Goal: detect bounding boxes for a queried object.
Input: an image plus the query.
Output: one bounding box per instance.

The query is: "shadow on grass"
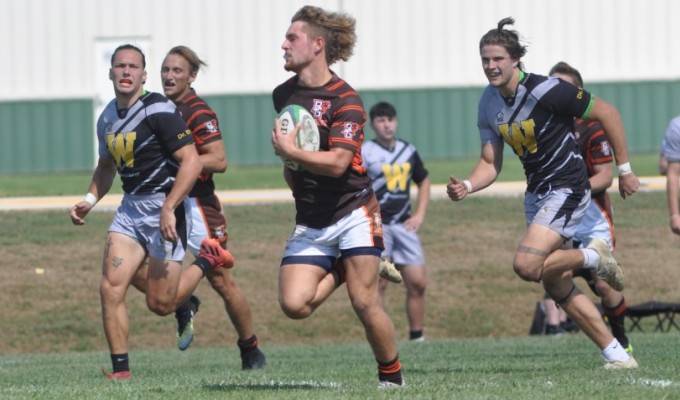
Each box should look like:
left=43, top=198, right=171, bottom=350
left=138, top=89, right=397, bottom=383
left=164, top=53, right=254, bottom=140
left=204, top=380, right=343, bottom=392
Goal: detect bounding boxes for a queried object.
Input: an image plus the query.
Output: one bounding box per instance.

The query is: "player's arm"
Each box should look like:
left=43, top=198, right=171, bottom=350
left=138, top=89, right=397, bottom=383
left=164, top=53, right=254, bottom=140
left=447, top=141, right=503, bottom=201
left=589, top=162, right=614, bottom=194
left=197, top=140, right=227, bottom=174
left=272, top=118, right=354, bottom=177
left=405, top=176, right=431, bottom=232
left=666, top=161, right=680, bottom=235
left=586, top=97, right=639, bottom=198
left=70, top=157, right=117, bottom=225
left=161, top=144, right=203, bottom=242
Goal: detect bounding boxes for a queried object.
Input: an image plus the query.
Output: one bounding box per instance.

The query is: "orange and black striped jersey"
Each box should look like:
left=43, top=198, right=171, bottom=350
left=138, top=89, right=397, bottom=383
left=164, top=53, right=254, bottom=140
left=175, top=89, right=222, bottom=198
left=273, top=72, right=374, bottom=228
left=575, top=119, right=614, bottom=223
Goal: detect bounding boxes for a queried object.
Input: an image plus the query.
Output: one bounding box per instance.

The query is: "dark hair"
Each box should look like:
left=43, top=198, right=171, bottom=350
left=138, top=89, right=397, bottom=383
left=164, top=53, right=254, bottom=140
left=166, top=45, right=208, bottom=74
left=292, top=5, right=356, bottom=66
left=549, top=61, right=584, bottom=87
left=111, top=44, right=146, bottom=68
left=479, top=17, right=527, bottom=69
left=369, top=102, right=397, bottom=122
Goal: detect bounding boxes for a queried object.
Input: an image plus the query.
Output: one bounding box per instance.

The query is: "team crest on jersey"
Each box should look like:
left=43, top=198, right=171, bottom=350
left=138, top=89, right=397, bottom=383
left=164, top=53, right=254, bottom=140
left=311, top=99, right=331, bottom=119
left=601, top=141, right=612, bottom=156
left=205, top=119, right=219, bottom=133
left=496, top=112, right=504, bottom=123
left=342, top=122, right=359, bottom=139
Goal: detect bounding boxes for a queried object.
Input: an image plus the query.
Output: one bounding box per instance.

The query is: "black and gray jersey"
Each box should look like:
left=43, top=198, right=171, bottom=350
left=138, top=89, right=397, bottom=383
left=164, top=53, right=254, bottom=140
left=478, top=72, right=593, bottom=194
left=97, top=91, right=193, bottom=195
left=362, top=138, right=428, bottom=224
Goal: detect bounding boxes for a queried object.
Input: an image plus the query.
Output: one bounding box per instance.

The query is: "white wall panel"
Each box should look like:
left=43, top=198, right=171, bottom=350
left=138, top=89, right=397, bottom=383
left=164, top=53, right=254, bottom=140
left=0, top=0, right=678, bottom=101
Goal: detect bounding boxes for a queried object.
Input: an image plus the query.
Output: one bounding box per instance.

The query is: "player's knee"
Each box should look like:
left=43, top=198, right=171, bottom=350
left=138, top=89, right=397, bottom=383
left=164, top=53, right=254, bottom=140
left=99, top=279, right=125, bottom=304
left=512, top=260, right=542, bottom=282
left=279, top=297, right=311, bottom=319
left=146, top=298, right=174, bottom=316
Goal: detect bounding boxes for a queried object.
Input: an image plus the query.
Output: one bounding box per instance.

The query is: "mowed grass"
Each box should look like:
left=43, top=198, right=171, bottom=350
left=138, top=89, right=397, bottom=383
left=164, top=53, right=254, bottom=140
left=2, top=335, right=680, bottom=400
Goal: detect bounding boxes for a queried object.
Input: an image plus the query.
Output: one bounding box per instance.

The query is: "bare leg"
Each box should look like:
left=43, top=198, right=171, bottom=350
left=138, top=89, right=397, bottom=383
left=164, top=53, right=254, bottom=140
left=278, top=263, right=337, bottom=319
left=401, top=264, right=426, bottom=334
left=207, top=268, right=254, bottom=339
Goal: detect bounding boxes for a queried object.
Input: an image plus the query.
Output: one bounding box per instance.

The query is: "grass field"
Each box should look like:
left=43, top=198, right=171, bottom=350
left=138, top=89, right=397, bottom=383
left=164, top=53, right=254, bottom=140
left=1, top=153, right=678, bottom=399
left=2, top=334, right=679, bottom=400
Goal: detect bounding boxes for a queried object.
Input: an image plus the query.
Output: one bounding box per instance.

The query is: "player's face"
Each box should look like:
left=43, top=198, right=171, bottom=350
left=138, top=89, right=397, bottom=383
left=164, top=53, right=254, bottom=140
left=109, top=49, right=147, bottom=97
left=371, top=116, right=398, bottom=143
left=161, top=54, right=195, bottom=102
left=282, top=21, right=317, bottom=73
left=550, top=72, right=577, bottom=86
left=480, top=45, right=519, bottom=95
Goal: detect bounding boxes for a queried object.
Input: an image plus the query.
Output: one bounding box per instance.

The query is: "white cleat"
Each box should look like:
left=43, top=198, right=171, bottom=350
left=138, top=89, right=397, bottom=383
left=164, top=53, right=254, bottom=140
left=379, top=258, right=403, bottom=284
left=603, top=356, right=639, bottom=370
left=587, top=238, right=625, bottom=291
left=378, top=379, right=406, bottom=389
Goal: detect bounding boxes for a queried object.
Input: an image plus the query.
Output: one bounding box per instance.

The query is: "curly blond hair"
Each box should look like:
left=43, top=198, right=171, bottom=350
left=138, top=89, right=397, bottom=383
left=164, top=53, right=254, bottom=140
left=292, top=5, right=356, bottom=66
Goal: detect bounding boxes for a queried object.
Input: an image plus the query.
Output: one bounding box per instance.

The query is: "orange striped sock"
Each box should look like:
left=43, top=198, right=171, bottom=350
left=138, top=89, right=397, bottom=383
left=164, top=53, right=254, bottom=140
left=377, top=355, right=403, bottom=384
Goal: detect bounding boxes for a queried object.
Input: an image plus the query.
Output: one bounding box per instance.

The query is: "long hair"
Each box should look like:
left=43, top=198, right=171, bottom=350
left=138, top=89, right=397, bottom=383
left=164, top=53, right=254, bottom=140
left=479, top=17, right=527, bottom=70
left=166, top=45, right=207, bottom=74
left=292, top=5, right=356, bottom=66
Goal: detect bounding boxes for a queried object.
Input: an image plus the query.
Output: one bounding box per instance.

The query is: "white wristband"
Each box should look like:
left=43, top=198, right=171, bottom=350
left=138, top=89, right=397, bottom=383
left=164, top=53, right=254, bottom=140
left=83, top=192, right=97, bottom=207
left=463, top=179, right=473, bottom=193
left=617, top=162, right=632, bottom=176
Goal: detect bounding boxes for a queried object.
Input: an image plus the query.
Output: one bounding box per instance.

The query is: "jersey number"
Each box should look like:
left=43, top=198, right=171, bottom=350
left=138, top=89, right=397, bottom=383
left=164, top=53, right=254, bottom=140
left=499, top=119, right=537, bottom=156
left=382, top=163, right=411, bottom=192
left=107, top=131, right=137, bottom=168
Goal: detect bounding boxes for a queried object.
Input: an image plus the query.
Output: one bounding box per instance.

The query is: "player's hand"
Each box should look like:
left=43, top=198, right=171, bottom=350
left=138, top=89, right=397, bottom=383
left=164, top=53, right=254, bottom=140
left=271, top=118, right=301, bottom=159
left=670, top=214, right=680, bottom=235
left=618, top=173, right=640, bottom=199
left=404, top=215, right=424, bottom=232
left=447, top=176, right=468, bottom=201
left=70, top=201, right=92, bottom=225
left=160, top=207, right=178, bottom=243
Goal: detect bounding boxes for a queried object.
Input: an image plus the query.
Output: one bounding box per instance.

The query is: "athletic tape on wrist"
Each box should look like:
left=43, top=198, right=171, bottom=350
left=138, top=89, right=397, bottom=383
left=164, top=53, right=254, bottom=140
left=617, top=162, right=632, bottom=176
left=83, top=192, right=97, bottom=207
left=463, top=179, right=473, bottom=193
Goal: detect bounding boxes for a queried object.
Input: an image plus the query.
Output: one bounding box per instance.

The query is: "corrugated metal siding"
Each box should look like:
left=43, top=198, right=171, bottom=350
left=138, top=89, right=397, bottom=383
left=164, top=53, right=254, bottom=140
left=1, top=80, right=676, bottom=173
left=0, top=99, right=93, bottom=173
left=1, top=0, right=679, bottom=100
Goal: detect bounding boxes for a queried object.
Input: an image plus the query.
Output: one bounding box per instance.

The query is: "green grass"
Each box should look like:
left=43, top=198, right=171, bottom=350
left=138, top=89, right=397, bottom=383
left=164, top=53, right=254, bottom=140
left=1, top=335, right=678, bottom=400
left=0, top=152, right=663, bottom=197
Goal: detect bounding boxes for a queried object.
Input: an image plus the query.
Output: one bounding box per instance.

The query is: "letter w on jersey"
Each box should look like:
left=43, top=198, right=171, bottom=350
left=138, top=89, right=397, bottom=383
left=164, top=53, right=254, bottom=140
left=499, top=119, right=537, bottom=156
left=382, top=163, right=411, bottom=192
left=107, top=131, right=137, bottom=168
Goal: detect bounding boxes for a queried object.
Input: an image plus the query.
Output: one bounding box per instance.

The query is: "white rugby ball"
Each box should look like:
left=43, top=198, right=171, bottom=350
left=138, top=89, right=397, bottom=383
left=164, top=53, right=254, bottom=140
left=277, top=104, right=320, bottom=171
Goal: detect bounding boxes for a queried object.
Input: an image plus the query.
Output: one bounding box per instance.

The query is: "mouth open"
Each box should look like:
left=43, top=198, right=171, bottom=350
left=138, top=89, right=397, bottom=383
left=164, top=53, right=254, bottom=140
left=120, top=79, right=133, bottom=85
left=164, top=81, right=176, bottom=87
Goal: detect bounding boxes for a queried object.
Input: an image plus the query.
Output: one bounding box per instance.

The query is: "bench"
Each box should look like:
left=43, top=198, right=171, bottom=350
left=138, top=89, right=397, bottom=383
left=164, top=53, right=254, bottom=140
left=626, top=301, right=680, bottom=332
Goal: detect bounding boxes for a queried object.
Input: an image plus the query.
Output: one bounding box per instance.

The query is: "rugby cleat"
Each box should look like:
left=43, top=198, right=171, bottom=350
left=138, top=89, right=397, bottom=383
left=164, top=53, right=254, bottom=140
left=378, top=379, right=406, bottom=389
left=603, top=356, right=639, bottom=370
left=102, top=369, right=131, bottom=380
left=176, top=295, right=201, bottom=351
left=241, top=348, right=267, bottom=370
left=587, top=238, right=625, bottom=291
left=379, top=258, right=403, bottom=284
left=199, top=238, right=234, bottom=269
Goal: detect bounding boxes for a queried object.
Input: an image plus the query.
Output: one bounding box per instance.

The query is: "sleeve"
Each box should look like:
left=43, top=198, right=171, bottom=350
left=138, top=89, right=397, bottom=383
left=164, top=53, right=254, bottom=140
left=150, top=108, right=194, bottom=155
left=477, top=90, right=503, bottom=144
left=662, top=117, right=680, bottom=163
left=96, top=113, right=112, bottom=160
left=410, top=149, right=429, bottom=183
left=188, top=107, right=222, bottom=146
left=329, top=95, right=365, bottom=153
left=587, top=125, right=613, bottom=165
left=542, top=79, right=593, bottom=119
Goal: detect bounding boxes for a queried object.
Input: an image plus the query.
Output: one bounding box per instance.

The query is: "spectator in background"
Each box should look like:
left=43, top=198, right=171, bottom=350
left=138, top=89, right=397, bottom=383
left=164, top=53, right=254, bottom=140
left=363, top=101, right=431, bottom=342
left=661, top=115, right=680, bottom=234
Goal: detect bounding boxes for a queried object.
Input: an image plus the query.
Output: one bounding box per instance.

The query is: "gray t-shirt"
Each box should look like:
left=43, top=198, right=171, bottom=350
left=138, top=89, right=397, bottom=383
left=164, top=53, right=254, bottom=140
left=662, top=116, right=680, bottom=162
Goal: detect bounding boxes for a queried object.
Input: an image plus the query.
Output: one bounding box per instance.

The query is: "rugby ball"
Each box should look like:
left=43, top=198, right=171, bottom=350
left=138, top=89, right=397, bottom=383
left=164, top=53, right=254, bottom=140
left=277, top=104, right=320, bottom=171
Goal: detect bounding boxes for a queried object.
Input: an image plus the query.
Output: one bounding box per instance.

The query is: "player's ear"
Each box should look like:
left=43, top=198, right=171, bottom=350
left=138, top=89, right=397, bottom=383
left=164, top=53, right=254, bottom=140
left=109, top=68, right=113, bottom=81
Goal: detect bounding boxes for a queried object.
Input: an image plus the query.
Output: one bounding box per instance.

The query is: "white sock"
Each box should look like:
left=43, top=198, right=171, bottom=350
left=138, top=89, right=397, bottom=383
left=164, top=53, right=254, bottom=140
left=580, top=248, right=600, bottom=269
left=602, top=339, right=630, bottom=362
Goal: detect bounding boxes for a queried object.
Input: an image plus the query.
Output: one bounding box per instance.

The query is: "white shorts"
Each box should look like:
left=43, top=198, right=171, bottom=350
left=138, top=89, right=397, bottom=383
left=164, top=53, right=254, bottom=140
left=281, top=206, right=383, bottom=271
left=382, top=223, right=425, bottom=266
left=185, top=195, right=228, bottom=256
left=573, top=200, right=614, bottom=249
left=524, top=187, right=590, bottom=239
left=109, top=193, right=191, bottom=261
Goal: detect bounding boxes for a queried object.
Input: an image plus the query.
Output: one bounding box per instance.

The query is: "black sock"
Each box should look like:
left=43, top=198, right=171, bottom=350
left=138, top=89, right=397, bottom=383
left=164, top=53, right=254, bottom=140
left=193, top=257, right=213, bottom=276
left=604, top=298, right=629, bottom=348
left=111, top=353, right=129, bottom=373
left=377, top=355, right=403, bottom=384
left=237, top=335, right=259, bottom=355
left=409, top=330, right=423, bottom=340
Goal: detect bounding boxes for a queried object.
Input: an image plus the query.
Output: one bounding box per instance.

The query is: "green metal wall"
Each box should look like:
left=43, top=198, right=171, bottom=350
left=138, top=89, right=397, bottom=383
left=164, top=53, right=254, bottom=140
left=1, top=80, right=677, bottom=174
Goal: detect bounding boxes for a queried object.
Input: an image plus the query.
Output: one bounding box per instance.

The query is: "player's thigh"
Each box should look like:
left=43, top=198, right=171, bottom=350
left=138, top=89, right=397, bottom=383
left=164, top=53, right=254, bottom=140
left=145, top=257, right=183, bottom=299
left=515, top=223, right=564, bottom=269
left=102, top=232, right=146, bottom=288
left=279, top=262, right=330, bottom=303
left=186, top=195, right=228, bottom=256
left=400, top=265, right=426, bottom=291
left=343, top=254, right=381, bottom=306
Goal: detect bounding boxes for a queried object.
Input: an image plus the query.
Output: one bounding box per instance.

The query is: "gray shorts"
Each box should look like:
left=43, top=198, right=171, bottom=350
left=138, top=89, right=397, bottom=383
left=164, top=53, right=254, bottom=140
left=382, top=223, right=425, bottom=266
left=524, top=187, right=589, bottom=239
left=109, top=193, right=190, bottom=261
